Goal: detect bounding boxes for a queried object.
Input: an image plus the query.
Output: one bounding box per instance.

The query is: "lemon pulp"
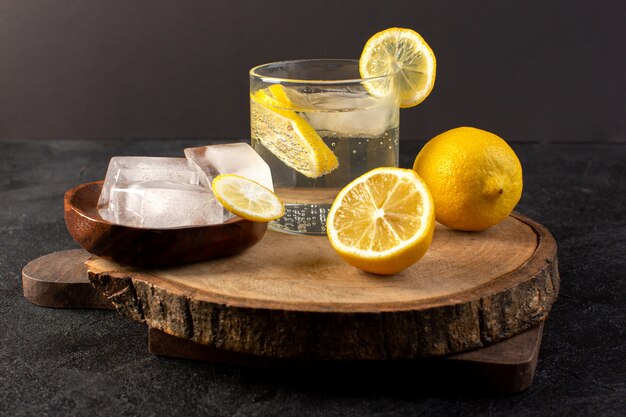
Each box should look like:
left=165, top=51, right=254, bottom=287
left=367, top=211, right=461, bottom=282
left=327, top=167, right=435, bottom=275
left=359, top=27, right=436, bottom=108
left=212, top=174, right=285, bottom=222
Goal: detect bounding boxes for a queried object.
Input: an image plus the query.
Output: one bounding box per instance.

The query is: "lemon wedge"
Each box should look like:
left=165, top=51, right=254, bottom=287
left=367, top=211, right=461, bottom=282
left=251, top=87, right=339, bottom=178
left=267, top=84, right=293, bottom=107
left=359, top=27, right=436, bottom=108
left=326, top=167, right=435, bottom=275
left=212, top=174, right=285, bottom=222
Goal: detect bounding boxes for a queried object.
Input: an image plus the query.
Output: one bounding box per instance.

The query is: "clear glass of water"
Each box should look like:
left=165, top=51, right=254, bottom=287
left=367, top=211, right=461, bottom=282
left=250, top=59, right=399, bottom=235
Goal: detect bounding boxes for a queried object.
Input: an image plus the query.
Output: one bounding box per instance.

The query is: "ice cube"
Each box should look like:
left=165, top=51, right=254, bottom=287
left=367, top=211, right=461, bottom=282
left=100, top=181, right=229, bottom=228
left=300, top=91, right=398, bottom=137
left=97, top=156, right=233, bottom=228
left=98, top=157, right=201, bottom=210
left=184, top=143, right=274, bottom=190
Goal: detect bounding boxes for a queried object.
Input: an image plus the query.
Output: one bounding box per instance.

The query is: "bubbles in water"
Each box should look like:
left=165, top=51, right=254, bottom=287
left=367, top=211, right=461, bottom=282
left=253, top=86, right=399, bottom=235
left=270, top=204, right=331, bottom=235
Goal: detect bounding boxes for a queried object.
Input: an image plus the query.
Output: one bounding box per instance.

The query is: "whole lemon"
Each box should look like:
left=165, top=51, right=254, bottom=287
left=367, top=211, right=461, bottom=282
left=412, top=127, right=523, bottom=231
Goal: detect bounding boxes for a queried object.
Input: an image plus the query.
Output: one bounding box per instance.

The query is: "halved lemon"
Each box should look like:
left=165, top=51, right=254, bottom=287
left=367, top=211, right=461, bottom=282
left=251, top=87, right=339, bottom=178
left=326, top=167, right=435, bottom=275
left=211, top=174, right=285, bottom=222
left=359, top=27, right=436, bottom=108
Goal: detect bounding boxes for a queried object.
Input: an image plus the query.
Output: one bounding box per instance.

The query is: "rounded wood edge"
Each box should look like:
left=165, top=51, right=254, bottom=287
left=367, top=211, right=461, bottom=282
left=22, top=250, right=114, bottom=309
left=146, top=322, right=544, bottom=393
left=88, top=213, right=560, bottom=360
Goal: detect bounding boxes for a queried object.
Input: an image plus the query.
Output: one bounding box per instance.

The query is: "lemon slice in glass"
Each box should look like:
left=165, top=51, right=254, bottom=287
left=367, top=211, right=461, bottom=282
left=359, top=27, right=436, bottom=108
left=326, top=167, right=435, bottom=275
left=251, top=87, right=338, bottom=178
left=212, top=174, right=285, bottom=222
left=267, top=84, right=293, bottom=107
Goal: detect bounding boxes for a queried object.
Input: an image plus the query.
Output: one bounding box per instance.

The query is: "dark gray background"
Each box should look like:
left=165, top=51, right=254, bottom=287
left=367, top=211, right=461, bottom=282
left=0, top=0, right=624, bottom=143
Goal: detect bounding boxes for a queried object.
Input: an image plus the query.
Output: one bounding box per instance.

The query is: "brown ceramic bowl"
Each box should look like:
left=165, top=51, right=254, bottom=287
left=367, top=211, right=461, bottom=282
left=64, top=181, right=267, bottom=267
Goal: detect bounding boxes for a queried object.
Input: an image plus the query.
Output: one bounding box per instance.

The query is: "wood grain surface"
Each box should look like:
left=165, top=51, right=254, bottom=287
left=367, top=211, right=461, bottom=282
left=87, top=212, right=559, bottom=360
left=147, top=322, right=544, bottom=393
left=22, top=249, right=114, bottom=309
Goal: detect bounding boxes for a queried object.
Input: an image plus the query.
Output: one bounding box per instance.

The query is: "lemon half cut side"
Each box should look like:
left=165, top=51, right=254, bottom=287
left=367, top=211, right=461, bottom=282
left=326, top=167, right=435, bottom=275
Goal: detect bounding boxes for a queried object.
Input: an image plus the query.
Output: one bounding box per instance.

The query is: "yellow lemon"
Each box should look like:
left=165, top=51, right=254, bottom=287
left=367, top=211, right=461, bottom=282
left=212, top=174, right=285, bottom=222
left=412, top=127, right=523, bottom=231
left=267, top=84, right=293, bottom=107
left=326, top=167, right=435, bottom=275
left=251, top=87, right=339, bottom=178
left=359, top=27, right=436, bottom=108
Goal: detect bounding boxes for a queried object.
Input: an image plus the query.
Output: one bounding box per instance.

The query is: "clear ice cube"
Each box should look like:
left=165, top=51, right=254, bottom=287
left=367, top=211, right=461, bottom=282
left=98, top=157, right=201, bottom=209
left=301, top=91, right=397, bottom=137
left=184, top=143, right=274, bottom=190
left=97, top=156, right=231, bottom=228
left=101, top=181, right=227, bottom=228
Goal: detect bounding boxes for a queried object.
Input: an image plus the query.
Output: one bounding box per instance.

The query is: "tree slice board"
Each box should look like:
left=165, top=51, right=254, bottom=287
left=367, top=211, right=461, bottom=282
left=148, top=321, right=544, bottom=393
left=20, top=246, right=543, bottom=392
left=22, top=249, right=114, bottom=309
left=87, top=212, right=559, bottom=360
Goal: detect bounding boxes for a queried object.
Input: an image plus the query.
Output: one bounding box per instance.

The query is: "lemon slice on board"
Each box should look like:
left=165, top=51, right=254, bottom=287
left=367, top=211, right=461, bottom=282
left=251, top=87, right=339, bottom=178
left=212, top=174, right=285, bottom=222
left=326, top=167, right=435, bottom=275
left=359, top=27, right=436, bottom=108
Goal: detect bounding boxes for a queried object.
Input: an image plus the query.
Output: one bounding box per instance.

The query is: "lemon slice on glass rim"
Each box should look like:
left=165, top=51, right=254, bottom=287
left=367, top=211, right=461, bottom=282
left=326, top=167, right=435, bottom=275
left=359, top=27, right=436, bottom=108
left=212, top=174, right=285, bottom=222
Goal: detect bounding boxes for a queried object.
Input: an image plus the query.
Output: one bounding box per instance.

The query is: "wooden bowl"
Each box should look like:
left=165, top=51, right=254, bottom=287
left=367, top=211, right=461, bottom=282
left=64, top=181, right=267, bottom=267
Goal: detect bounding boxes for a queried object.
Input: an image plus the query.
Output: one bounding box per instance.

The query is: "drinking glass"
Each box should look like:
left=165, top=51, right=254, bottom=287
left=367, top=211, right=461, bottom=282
left=250, top=59, right=399, bottom=235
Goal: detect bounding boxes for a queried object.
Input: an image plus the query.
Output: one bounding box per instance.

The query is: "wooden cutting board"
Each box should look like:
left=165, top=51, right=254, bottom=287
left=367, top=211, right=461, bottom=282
left=22, top=249, right=114, bottom=310
left=86, top=212, right=559, bottom=361
left=21, top=240, right=550, bottom=393
left=147, top=322, right=545, bottom=394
